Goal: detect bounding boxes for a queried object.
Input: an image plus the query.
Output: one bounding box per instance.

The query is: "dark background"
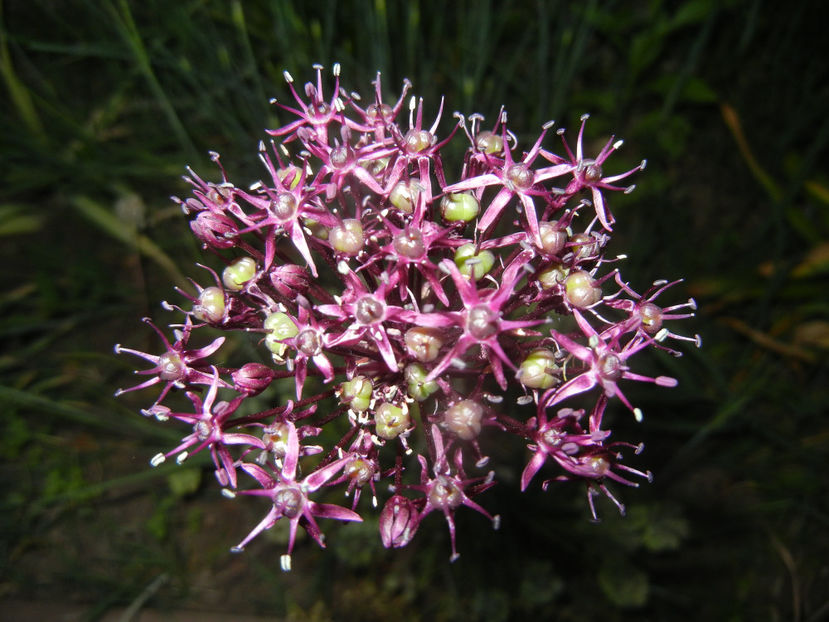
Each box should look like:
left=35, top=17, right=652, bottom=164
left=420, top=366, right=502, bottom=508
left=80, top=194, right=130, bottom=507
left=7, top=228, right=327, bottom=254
left=1, top=1, right=827, bottom=620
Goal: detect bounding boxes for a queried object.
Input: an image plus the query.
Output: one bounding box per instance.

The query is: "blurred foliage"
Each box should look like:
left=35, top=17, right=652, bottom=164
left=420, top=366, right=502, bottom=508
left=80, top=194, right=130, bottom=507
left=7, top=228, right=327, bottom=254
left=1, top=0, right=828, bottom=620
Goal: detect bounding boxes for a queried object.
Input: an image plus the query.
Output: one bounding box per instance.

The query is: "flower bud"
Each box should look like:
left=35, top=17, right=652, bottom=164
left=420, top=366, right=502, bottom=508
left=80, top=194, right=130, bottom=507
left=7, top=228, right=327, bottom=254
left=222, top=256, right=257, bottom=291
left=232, top=362, right=275, bottom=396
left=269, top=264, right=309, bottom=298
left=441, top=192, right=480, bottom=222
left=191, top=212, right=237, bottom=249
left=379, top=495, right=419, bottom=548
left=374, top=402, right=410, bottom=440
left=454, top=243, right=495, bottom=280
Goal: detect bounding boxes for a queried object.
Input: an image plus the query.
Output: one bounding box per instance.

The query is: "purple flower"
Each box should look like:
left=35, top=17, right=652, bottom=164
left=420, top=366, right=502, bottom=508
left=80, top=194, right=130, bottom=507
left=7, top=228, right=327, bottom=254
left=544, top=309, right=678, bottom=420
left=114, top=316, right=226, bottom=404
left=117, top=65, right=697, bottom=569
left=406, top=426, right=499, bottom=562
left=444, top=117, right=572, bottom=243
left=409, top=251, right=544, bottom=389
left=541, top=114, right=646, bottom=230
left=149, top=368, right=264, bottom=489
left=230, top=420, right=362, bottom=571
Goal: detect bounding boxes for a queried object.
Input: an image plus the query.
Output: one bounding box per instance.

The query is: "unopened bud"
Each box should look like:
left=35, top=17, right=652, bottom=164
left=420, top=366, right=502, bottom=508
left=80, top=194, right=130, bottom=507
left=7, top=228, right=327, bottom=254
left=379, top=495, right=420, bottom=548
left=232, top=362, right=275, bottom=395
left=191, top=212, right=237, bottom=249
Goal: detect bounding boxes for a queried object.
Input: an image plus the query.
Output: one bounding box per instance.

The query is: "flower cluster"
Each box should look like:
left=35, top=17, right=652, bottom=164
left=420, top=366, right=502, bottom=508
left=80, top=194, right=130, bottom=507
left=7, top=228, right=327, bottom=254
left=116, top=65, right=699, bottom=570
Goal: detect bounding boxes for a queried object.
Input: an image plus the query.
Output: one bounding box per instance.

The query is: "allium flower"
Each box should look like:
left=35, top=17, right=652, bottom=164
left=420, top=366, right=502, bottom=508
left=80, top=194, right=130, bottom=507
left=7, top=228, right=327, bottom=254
left=117, top=66, right=697, bottom=569
left=114, top=316, right=226, bottom=405
left=229, top=420, right=361, bottom=572
left=541, top=113, right=647, bottom=230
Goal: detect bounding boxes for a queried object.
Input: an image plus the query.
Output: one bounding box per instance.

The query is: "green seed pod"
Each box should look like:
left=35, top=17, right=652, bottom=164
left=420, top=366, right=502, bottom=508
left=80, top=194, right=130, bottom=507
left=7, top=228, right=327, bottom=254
left=474, top=130, right=504, bottom=155
left=404, top=363, right=439, bottom=401
left=375, top=402, right=410, bottom=439
left=330, top=219, right=364, bottom=255
left=517, top=348, right=559, bottom=389
left=193, top=286, right=226, bottom=323
left=565, top=270, right=602, bottom=308
left=454, top=243, right=495, bottom=280
left=277, top=165, right=303, bottom=189
left=538, top=264, right=569, bottom=290
left=222, top=257, right=257, bottom=291
left=389, top=179, right=424, bottom=214
left=340, top=376, right=373, bottom=412
left=263, top=311, right=299, bottom=358
left=570, top=233, right=599, bottom=259
left=440, top=192, right=480, bottom=223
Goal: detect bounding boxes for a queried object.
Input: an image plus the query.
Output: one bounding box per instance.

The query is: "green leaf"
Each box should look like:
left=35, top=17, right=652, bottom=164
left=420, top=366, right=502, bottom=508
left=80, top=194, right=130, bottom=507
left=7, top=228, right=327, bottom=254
left=0, top=205, right=45, bottom=236
left=598, top=559, right=649, bottom=608
left=167, top=467, right=202, bottom=497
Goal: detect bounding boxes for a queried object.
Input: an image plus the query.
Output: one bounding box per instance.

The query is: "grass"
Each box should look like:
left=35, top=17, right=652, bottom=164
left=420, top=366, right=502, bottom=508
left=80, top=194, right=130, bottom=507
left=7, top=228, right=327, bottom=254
left=1, top=0, right=827, bottom=620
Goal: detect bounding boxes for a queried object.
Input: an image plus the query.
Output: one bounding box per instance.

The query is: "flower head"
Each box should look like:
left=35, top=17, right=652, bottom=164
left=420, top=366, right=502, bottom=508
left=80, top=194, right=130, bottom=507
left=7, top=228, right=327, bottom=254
left=117, top=66, right=696, bottom=569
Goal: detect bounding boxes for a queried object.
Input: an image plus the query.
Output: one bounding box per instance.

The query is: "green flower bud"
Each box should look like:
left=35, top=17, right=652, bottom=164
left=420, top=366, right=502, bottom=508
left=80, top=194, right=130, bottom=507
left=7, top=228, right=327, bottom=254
left=440, top=192, right=480, bottom=223
left=375, top=402, right=410, bottom=440
left=222, top=257, right=257, bottom=291
left=263, top=312, right=298, bottom=358
left=570, top=233, right=599, bottom=259
left=454, top=243, right=495, bottom=280
left=303, top=217, right=329, bottom=240
left=404, top=129, right=434, bottom=153
left=404, top=363, right=439, bottom=401
left=340, top=376, right=373, bottom=412
left=517, top=348, right=559, bottom=389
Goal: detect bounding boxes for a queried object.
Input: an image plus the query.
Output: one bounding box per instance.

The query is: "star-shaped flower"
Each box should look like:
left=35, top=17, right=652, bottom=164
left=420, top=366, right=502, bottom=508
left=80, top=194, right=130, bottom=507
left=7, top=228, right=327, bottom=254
left=231, top=420, right=362, bottom=571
